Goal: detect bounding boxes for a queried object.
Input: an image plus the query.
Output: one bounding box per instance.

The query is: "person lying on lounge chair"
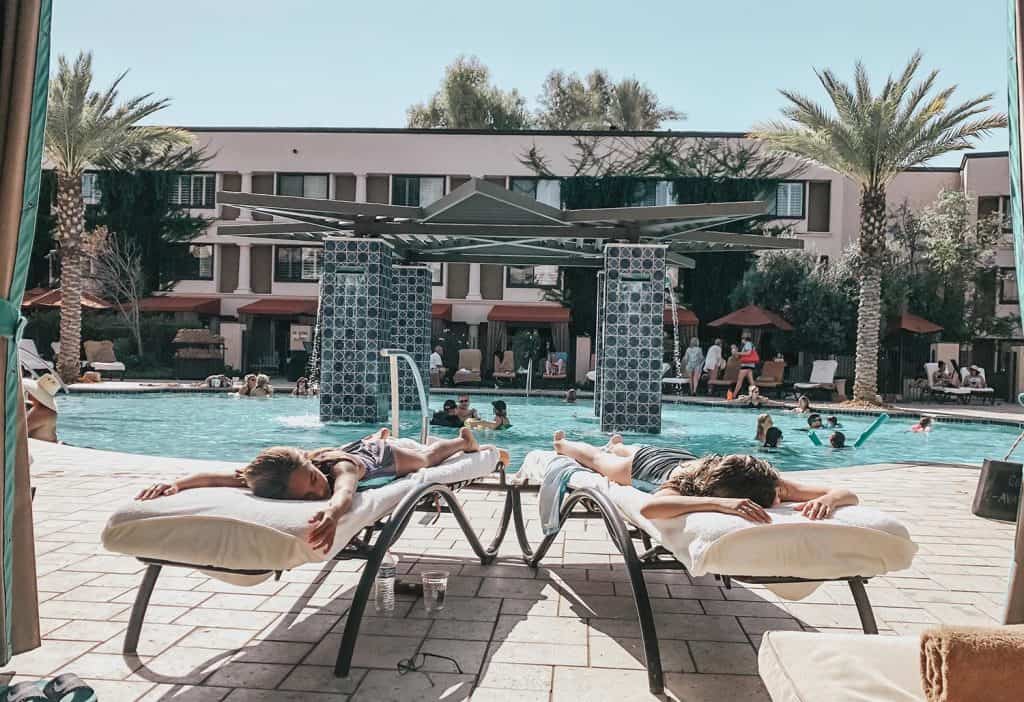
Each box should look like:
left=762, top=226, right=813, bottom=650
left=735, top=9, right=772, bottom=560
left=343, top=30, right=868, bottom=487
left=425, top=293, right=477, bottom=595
left=136, top=427, right=494, bottom=553
left=553, top=431, right=857, bottom=522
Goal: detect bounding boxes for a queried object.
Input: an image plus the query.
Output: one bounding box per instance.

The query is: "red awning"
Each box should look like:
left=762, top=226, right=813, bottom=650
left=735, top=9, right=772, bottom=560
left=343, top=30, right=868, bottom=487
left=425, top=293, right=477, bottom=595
left=890, top=312, right=943, bottom=335
left=432, top=303, right=452, bottom=320
left=139, top=296, right=221, bottom=314
left=237, top=298, right=318, bottom=316
left=487, top=305, right=571, bottom=323
left=708, top=304, right=794, bottom=331
left=22, top=287, right=111, bottom=310
left=663, top=308, right=699, bottom=326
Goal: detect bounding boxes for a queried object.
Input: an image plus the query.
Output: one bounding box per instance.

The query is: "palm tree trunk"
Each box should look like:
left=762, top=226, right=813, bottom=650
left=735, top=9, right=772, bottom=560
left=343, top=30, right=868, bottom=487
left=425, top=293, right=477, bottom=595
left=852, top=186, right=887, bottom=403
left=55, top=173, right=84, bottom=384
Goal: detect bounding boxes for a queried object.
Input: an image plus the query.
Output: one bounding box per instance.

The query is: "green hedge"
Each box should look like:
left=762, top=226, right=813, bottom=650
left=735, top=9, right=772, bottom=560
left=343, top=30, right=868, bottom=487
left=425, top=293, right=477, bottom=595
left=23, top=310, right=203, bottom=370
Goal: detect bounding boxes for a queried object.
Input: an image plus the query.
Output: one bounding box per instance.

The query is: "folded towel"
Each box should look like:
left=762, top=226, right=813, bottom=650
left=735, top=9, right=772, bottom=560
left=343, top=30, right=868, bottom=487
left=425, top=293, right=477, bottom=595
left=920, top=625, right=1024, bottom=702
left=539, top=455, right=581, bottom=536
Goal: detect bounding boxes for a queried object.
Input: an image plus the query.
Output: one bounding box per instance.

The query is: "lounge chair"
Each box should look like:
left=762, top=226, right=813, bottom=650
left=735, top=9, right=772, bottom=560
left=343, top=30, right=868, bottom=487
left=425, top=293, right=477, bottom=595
left=755, top=360, right=786, bottom=396
left=18, top=339, right=53, bottom=376
left=661, top=361, right=688, bottom=394
left=83, top=340, right=127, bottom=379
left=923, top=362, right=971, bottom=403
left=543, top=352, right=568, bottom=380
left=960, top=366, right=996, bottom=405
left=102, top=440, right=507, bottom=679
left=793, top=359, right=839, bottom=400
left=759, top=631, right=923, bottom=701
left=507, top=452, right=917, bottom=695
left=492, top=350, right=515, bottom=384
left=453, top=349, right=482, bottom=385
left=707, top=356, right=740, bottom=396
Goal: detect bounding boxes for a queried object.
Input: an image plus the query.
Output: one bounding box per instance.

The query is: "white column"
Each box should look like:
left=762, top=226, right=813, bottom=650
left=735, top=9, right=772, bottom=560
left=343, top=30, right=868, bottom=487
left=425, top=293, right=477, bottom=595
left=468, top=323, right=480, bottom=349
left=466, top=262, right=482, bottom=301
left=236, top=243, right=253, bottom=294
left=239, top=172, right=253, bottom=221
left=212, top=243, right=222, bottom=291
left=355, top=173, right=367, bottom=202
left=328, top=173, right=336, bottom=200
left=215, top=172, right=224, bottom=219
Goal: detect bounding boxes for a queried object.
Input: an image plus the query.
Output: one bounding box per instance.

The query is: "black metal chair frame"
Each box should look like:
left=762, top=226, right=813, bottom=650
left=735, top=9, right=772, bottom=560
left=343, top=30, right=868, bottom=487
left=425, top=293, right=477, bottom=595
left=120, top=467, right=513, bottom=680
left=501, top=483, right=880, bottom=696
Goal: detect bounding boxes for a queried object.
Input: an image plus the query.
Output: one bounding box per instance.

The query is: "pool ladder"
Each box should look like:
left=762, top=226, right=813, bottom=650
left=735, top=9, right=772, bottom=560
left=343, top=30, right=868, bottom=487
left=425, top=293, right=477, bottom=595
left=380, top=349, right=430, bottom=444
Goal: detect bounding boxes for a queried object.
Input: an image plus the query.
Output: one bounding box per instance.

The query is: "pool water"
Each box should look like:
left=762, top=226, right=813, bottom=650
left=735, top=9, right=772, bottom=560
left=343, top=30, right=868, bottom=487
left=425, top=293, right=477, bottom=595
left=55, top=393, right=1022, bottom=471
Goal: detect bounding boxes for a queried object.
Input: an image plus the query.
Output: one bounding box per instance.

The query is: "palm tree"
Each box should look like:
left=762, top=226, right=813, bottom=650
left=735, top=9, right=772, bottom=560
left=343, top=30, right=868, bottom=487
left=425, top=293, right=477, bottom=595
left=753, top=52, right=1006, bottom=403
left=45, top=52, right=192, bottom=382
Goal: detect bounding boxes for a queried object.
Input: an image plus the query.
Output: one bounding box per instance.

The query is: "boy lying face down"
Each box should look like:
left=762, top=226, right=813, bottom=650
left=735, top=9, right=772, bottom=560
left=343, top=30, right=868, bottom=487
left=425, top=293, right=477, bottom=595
left=551, top=431, right=858, bottom=523
left=137, top=427, right=506, bottom=553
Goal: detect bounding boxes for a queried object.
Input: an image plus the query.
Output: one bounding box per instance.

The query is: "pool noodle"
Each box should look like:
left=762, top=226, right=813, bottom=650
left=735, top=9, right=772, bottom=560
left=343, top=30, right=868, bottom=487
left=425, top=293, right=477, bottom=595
left=808, top=431, right=822, bottom=446
left=853, top=413, right=889, bottom=448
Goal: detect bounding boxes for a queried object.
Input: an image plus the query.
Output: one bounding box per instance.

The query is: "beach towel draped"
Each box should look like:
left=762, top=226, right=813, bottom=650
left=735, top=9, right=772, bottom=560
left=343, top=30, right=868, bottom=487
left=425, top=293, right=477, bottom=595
left=539, top=456, right=581, bottom=535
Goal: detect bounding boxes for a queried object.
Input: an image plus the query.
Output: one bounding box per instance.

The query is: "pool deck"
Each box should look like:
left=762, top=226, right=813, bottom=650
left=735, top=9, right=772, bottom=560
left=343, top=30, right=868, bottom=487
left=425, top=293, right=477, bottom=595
left=2, top=440, right=1016, bottom=701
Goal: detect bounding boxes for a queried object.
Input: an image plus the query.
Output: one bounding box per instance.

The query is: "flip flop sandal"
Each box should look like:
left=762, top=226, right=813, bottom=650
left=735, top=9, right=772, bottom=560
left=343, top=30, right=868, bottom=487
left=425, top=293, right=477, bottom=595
left=4, top=681, right=50, bottom=702
left=43, top=674, right=95, bottom=702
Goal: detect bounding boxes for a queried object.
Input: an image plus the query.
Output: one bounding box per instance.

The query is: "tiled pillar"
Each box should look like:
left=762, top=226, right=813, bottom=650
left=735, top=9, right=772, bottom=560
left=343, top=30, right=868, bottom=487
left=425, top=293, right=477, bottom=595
left=319, top=238, right=394, bottom=423
left=597, top=244, right=667, bottom=434
left=390, top=265, right=432, bottom=410
left=593, top=270, right=605, bottom=417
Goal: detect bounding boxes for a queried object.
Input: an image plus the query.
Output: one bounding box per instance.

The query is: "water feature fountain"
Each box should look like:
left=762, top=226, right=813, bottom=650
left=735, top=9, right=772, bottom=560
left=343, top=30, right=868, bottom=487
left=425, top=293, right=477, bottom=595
left=666, top=275, right=683, bottom=379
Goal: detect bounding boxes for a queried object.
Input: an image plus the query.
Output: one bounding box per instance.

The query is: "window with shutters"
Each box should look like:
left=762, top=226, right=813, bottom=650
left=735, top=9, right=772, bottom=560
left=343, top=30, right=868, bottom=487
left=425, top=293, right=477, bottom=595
left=275, top=246, right=323, bottom=282
left=506, top=265, right=561, bottom=288
left=772, top=181, right=805, bottom=218
left=81, top=173, right=101, bottom=205
left=169, top=173, right=215, bottom=208
left=168, top=244, right=214, bottom=280
left=392, top=176, right=445, bottom=206
left=277, top=174, right=328, bottom=199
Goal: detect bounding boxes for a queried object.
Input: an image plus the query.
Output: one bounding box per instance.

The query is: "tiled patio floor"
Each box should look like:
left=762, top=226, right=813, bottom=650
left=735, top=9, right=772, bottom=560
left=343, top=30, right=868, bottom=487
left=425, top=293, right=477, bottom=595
left=3, top=440, right=1015, bottom=701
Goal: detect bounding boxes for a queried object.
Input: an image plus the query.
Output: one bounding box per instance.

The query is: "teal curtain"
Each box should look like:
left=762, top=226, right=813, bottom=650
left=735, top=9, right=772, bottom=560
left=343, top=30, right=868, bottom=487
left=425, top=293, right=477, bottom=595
left=0, top=0, right=51, bottom=662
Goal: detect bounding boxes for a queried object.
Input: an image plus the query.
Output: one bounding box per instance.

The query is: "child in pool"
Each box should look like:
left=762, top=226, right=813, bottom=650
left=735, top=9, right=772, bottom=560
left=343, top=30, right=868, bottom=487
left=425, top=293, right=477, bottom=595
left=911, top=416, right=933, bottom=433
left=789, top=395, right=812, bottom=414
left=826, top=415, right=841, bottom=428
left=829, top=431, right=846, bottom=448
left=763, top=426, right=783, bottom=449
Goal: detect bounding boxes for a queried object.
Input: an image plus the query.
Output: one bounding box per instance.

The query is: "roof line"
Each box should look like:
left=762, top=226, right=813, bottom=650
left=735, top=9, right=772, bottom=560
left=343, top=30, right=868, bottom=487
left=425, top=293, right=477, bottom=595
left=960, top=150, right=1009, bottom=168
left=174, top=125, right=752, bottom=138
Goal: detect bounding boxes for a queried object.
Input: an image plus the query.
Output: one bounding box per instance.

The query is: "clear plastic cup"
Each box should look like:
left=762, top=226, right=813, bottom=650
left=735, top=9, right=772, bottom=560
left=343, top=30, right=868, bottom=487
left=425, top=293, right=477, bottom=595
left=421, top=571, right=449, bottom=614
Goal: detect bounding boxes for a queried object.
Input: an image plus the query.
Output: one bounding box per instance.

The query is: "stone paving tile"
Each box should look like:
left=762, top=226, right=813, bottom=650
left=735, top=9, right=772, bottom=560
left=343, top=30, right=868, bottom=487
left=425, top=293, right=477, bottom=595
left=203, top=661, right=294, bottom=689
left=476, top=662, right=552, bottom=691
left=223, top=690, right=346, bottom=701
left=589, top=632, right=696, bottom=673
left=137, top=684, right=231, bottom=701
left=4, top=639, right=95, bottom=676
left=92, top=623, right=193, bottom=657
left=688, top=640, right=759, bottom=675
left=176, top=627, right=255, bottom=650
left=486, top=640, right=588, bottom=667
left=351, top=669, right=474, bottom=701
left=64, top=652, right=145, bottom=680
left=136, top=646, right=233, bottom=685
left=48, top=619, right=126, bottom=642
left=278, top=664, right=365, bottom=695
left=492, top=615, right=588, bottom=645
left=231, top=640, right=314, bottom=665
left=79, top=679, right=156, bottom=702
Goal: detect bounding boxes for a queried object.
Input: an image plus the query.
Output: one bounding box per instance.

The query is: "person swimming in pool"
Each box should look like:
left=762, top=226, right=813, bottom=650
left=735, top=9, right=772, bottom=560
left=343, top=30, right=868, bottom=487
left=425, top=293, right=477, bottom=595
left=465, top=400, right=512, bottom=431
left=829, top=431, right=846, bottom=448
left=805, top=413, right=824, bottom=430
left=910, top=416, right=933, bottom=433
left=727, top=385, right=786, bottom=409
left=135, top=427, right=501, bottom=553
left=553, top=431, right=858, bottom=522
left=763, top=426, right=783, bottom=449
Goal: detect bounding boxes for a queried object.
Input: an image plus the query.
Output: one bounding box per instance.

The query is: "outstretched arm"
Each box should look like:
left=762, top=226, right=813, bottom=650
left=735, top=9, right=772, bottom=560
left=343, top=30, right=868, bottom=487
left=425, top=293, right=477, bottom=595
left=307, top=461, right=362, bottom=553
left=136, top=471, right=245, bottom=500
left=640, top=487, right=771, bottom=523
left=778, top=478, right=858, bottom=520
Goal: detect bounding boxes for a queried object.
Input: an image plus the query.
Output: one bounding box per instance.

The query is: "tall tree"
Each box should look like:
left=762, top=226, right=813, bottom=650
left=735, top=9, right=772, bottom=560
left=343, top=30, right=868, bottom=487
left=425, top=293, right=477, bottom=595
left=45, top=52, right=193, bottom=382
left=536, top=69, right=684, bottom=130
left=753, top=52, right=1006, bottom=403
left=407, top=56, right=532, bottom=129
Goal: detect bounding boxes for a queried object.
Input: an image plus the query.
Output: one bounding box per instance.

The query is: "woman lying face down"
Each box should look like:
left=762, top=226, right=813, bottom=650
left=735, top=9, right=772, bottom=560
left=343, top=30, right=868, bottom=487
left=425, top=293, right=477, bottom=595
left=135, top=427, right=506, bottom=553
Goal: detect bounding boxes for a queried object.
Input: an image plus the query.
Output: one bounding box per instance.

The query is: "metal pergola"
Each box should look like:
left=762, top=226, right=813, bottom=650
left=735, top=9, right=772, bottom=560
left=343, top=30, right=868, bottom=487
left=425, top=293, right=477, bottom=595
left=216, top=177, right=802, bottom=268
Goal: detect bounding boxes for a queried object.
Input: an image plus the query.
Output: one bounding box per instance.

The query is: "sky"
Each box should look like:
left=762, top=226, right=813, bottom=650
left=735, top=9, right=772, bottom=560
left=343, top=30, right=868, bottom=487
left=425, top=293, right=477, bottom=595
left=52, top=0, right=1011, bottom=165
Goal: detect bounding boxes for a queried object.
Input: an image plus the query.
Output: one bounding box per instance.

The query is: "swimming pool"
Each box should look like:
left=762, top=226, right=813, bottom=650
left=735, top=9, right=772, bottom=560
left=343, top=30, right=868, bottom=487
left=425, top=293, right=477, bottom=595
left=54, top=393, right=1021, bottom=471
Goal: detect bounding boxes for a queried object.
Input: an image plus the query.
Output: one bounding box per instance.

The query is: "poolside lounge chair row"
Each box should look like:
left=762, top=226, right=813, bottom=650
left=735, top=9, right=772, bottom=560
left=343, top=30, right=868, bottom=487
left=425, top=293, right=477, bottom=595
left=18, top=338, right=127, bottom=379
left=924, top=361, right=996, bottom=404
left=102, top=440, right=916, bottom=695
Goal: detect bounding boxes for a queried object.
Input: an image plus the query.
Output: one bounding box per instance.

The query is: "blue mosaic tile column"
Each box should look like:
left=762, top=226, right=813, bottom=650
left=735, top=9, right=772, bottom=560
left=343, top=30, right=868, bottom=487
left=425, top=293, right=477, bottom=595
left=390, top=265, right=432, bottom=410
left=593, top=270, right=605, bottom=418
left=597, top=244, right=667, bottom=434
left=319, top=238, right=393, bottom=423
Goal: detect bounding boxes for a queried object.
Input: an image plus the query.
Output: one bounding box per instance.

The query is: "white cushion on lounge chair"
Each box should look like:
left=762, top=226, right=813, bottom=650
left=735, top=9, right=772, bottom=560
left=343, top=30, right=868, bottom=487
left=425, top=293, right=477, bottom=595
left=758, top=631, right=922, bottom=702
left=513, top=451, right=917, bottom=600
left=102, top=442, right=500, bottom=584
left=89, top=361, right=126, bottom=372
left=793, top=359, right=837, bottom=390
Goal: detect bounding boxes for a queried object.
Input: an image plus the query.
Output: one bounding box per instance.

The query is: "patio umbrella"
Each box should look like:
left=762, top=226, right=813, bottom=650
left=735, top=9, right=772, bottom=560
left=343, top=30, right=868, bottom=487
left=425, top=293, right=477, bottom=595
left=22, top=287, right=111, bottom=310
left=0, top=0, right=50, bottom=662
left=707, top=304, right=793, bottom=348
left=886, top=312, right=943, bottom=397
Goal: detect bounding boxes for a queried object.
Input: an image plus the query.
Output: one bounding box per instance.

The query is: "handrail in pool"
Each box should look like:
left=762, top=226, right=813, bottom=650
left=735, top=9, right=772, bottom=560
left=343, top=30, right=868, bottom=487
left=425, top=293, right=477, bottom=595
left=380, top=348, right=430, bottom=444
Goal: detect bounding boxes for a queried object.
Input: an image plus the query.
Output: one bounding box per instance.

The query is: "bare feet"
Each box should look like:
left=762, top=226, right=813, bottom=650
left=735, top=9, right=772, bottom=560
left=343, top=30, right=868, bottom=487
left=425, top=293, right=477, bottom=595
left=371, top=427, right=390, bottom=441
left=459, top=427, right=479, bottom=453
left=553, top=430, right=567, bottom=454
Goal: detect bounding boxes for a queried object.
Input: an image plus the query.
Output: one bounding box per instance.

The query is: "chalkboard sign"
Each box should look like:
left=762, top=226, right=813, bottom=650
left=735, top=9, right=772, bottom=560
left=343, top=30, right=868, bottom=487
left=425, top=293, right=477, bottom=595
left=972, top=459, right=1022, bottom=522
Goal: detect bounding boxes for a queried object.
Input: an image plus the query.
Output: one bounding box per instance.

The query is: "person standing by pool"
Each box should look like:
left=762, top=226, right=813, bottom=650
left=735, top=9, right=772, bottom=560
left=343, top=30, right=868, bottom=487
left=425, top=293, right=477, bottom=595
left=733, top=332, right=759, bottom=396
left=683, top=337, right=705, bottom=396
left=702, top=338, right=724, bottom=394
left=24, top=373, right=60, bottom=443
left=466, top=400, right=511, bottom=431
left=551, top=431, right=858, bottom=521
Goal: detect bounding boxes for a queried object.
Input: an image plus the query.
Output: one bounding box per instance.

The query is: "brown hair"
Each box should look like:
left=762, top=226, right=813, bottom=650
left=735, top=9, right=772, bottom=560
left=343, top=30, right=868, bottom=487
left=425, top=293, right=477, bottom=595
left=241, top=446, right=307, bottom=499
left=667, top=454, right=779, bottom=507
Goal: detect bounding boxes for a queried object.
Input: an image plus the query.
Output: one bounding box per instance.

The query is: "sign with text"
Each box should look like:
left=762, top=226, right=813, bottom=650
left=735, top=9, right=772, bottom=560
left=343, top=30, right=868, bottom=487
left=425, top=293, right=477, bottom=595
left=290, top=324, right=312, bottom=352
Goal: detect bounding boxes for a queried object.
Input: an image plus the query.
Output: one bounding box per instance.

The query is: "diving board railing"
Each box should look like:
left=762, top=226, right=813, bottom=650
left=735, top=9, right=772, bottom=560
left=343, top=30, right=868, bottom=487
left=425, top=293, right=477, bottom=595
left=380, top=348, right=430, bottom=444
